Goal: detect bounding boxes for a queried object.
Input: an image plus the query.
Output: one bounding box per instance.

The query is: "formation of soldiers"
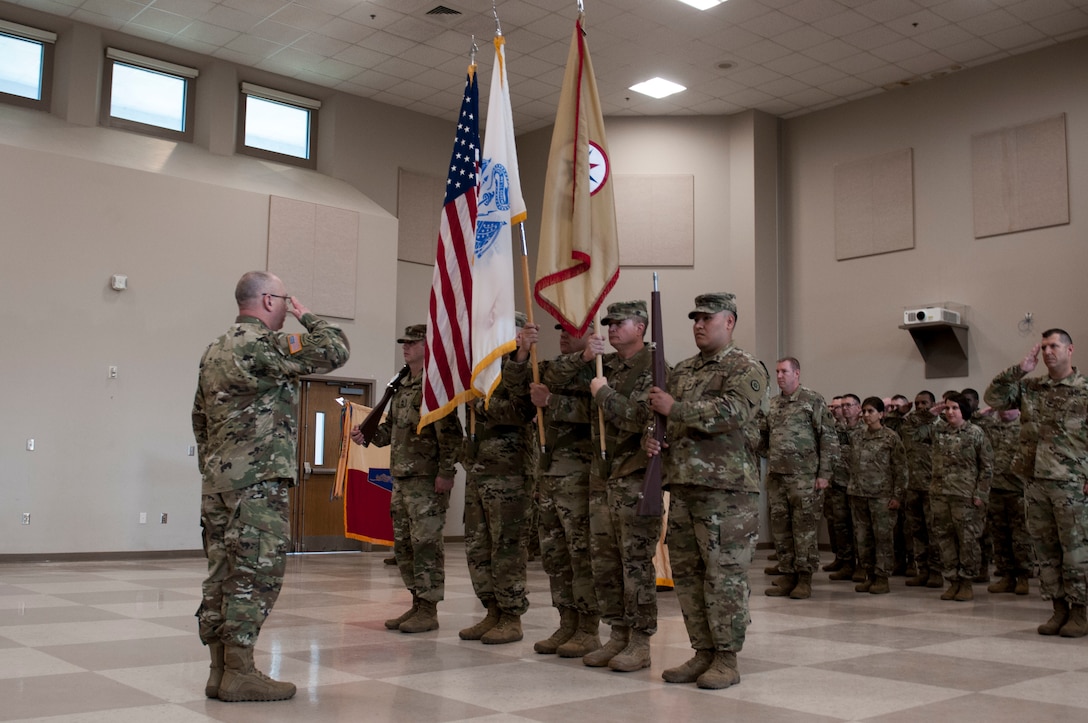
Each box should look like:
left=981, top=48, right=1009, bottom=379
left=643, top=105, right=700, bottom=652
left=764, top=328, right=1088, bottom=640
left=353, top=312, right=1088, bottom=697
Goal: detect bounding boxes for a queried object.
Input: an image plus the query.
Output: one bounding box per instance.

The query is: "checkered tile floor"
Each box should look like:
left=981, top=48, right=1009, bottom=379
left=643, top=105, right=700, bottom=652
left=1, top=545, right=1087, bottom=721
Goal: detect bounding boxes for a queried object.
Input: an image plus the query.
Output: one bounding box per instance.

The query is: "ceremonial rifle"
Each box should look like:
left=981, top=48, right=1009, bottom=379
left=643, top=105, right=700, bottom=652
left=355, top=364, right=411, bottom=446
left=637, top=273, right=665, bottom=517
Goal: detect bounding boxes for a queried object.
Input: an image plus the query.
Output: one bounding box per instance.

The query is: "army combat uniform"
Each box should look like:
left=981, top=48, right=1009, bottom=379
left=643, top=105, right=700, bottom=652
left=192, top=308, right=349, bottom=698
left=460, top=357, right=537, bottom=644
left=900, top=408, right=942, bottom=587
left=929, top=421, right=992, bottom=599
left=549, top=300, right=660, bottom=672
left=981, top=413, right=1033, bottom=593
left=986, top=364, right=1088, bottom=634
left=506, top=352, right=601, bottom=656
left=826, top=421, right=860, bottom=577
left=848, top=426, right=906, bottom=591
left=756, top=386, right=837, bottom=596
left=370, top=365, right=463, bottom=620
left=660, top=292, right=768, bottom=689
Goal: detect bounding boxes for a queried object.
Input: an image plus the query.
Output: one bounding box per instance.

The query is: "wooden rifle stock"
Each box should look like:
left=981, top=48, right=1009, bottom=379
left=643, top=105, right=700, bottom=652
left=637, top=278, right=666, bottom=517
left=356, top=364, right=410, bottom=446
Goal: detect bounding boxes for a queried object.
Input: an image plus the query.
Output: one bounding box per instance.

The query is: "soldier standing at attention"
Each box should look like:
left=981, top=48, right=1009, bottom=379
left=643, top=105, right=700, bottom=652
left=458, top=314, right=538, bottom=645
left=985, top=329, right=1088, bottom=637
left=550, top=300, right=659, bottom=672
left=193, top=271, right=349, bottom=702
left=647, top=292, right=768, bottom=689
left=507, top=322, right=601, bottom=657
left=849, top=397, right=907, bottom=595
left=829, top=394, right=864, bottom=582
left=929, top=393, right=993, bottom=602
left=351, top=324, right=462, bottom=634
left=757, top=357, right=837, bottom=599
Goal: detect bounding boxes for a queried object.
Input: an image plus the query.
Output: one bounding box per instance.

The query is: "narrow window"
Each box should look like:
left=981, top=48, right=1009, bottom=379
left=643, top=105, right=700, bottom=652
left=0, top=19, right=56, bottom=111
left=238, top=82, right=320, bottom=169
left=102, top=48, right=197, bottom=142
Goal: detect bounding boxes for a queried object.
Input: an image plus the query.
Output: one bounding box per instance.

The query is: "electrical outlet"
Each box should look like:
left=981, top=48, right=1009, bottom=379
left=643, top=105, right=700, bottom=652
left=108, top=365, right=118, bottom=379
left=187, top=445, right=195, bottom=456
left=139, top=512, right=147, bottom=524
left=21, top=513, right=30, bottom=525
left=160, top=513, right=168, bottom=524
left=26, top=439, right=34, bottom=451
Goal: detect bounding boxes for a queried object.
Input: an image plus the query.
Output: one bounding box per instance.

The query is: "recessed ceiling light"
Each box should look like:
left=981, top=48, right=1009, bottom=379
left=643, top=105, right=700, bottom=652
left=629, top=77, right=687, bottom=99
left=677, top=0, right=728, bottom=10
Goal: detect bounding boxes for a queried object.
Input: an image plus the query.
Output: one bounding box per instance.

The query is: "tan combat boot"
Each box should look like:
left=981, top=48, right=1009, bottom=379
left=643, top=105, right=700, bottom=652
left=1039, top=598, right=1070, bottom=635
left=829, top=564, right=855, bottom=581
left=940, top=579, right=960, bottom=600
left=1014, top=576, right=1030, bottom=595
left=765, top=573, right=797, bottom=597
left=217, top=646, right=296, bottom=702
left=662, top=649, right=714, bottom=683
left=696, top=651, right=740, bottom=689
left=557, top=613, right=602, bottom=658
left=204, top=642, right=224, bottom=698
left=534, top=606, right=578, bottom=654
left=1060, top=604, right=1088, bottom=638
left=905, top=568, right=930, bottom=587
left=869, top=576, right=890, bottom=594
left=583, top=624, right=629, bottom=667
left=855, top=574, right=873, bottom=593
left=790, top=572, right=813, bottom=599
left=459, top=600, right=500, bottom=640
left=608, top=630, right=651, bottom=672
left=926, top=570, right=945, bottom=588
left=399, top=599, right=439, bottom=633
left=481, top=611, right=523, bottom=645
left=385, top=595, right=419, bottom=630
left=987, top=576, right=1016, bottom=594
left=954, top=580, right=974, bottom=601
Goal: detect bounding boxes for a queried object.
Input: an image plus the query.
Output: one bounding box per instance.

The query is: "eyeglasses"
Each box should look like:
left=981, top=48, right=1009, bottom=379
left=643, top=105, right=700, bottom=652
left=263, top=293, right=290, bottom=302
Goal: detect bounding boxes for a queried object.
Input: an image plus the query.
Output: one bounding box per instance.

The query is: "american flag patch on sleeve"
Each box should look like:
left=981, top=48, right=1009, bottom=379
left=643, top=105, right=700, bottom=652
left=287, top=334, right=303, bottom=354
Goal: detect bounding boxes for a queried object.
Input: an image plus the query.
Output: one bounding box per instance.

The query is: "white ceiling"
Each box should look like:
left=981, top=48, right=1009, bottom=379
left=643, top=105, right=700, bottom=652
left=10, top=0, right=1088, bottom=133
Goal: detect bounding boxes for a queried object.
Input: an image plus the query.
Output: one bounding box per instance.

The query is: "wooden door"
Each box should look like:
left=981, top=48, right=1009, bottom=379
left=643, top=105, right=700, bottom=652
left=291, top=375, right=373, bottom=552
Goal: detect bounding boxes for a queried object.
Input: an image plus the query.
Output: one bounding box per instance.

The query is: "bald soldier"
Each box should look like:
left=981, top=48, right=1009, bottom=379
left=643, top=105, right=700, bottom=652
left=193, top=271, right=349, bottom=702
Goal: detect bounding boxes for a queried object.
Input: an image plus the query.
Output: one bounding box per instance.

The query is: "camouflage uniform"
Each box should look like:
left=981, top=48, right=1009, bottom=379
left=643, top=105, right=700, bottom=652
left=981, top=414, right=1033, bottom=578
left=825, top=422, right=860, bottom=567
left=929, top=422, right=993, bottom=581
left=506, top=355, right=598, bottom=617
left=369, top=369, right=463, bottom=603
left=551, top=337, right=659, bottom=635
left=755, top=387, right=837, bottom=575
left=985, top=365, right=1088, bottom=604
left=900, top=409, right=940, bottom=575
left=192, top=312, right=349, bottom=648
left=462, top=360, right=536, bottom=617
left=664, top=335, right=767, bottom=655
left=848, top=427, right=907, bottom=579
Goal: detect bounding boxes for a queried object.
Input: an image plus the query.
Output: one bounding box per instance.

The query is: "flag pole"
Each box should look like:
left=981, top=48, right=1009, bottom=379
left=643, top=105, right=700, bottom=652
left=595, top=309, right=607, bottom=460
left=519, top=226, right=548, bottom=452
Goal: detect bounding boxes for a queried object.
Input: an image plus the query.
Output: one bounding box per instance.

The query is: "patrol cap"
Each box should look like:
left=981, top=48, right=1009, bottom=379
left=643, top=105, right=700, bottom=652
left=397, top=324, right=427, bottom=343
left=602, top=300, right=648, bottom=325
left=515, top=311, right=528, bottom=328
left=688, top=292, right=737, bottom=319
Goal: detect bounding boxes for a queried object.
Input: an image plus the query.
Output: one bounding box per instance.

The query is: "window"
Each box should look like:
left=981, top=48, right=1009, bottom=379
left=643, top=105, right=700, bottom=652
left=238, top=82, right=320, bottom=169
left=101, top=48, right=197, bottom=142
left=0, top=19, right=56, bottom=111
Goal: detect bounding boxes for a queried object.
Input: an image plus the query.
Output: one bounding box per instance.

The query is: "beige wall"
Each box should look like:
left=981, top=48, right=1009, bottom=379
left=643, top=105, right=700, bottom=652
left=0, top=4, right=458, bottom=553
left=780, top=38, right=1088, bottom=402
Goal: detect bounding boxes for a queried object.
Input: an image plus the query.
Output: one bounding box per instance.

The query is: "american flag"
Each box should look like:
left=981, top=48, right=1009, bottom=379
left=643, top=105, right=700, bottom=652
left=418, top=67, right=480, bottom=431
